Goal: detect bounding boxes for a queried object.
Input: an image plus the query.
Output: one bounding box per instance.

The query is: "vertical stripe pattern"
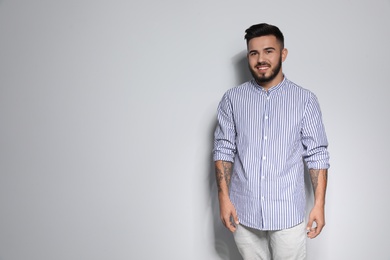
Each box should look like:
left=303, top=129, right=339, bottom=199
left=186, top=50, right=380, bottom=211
left=213, top=77, right=330, bottom=231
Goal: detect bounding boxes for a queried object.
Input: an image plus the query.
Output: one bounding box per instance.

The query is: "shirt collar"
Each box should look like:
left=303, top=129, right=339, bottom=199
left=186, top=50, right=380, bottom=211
left=252, top=76, right=287, bottom=94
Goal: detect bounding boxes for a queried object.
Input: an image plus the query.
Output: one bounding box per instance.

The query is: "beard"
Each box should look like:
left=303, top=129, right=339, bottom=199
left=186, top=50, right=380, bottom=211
left=249, top=56, right=283, bottom=85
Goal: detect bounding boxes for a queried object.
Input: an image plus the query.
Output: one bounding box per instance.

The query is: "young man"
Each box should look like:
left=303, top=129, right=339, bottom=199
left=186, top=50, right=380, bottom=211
left=213, top=23, right=330, bottom=260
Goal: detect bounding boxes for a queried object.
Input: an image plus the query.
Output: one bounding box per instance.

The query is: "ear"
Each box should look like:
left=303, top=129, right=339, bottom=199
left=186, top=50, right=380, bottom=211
left=281, top=48, right=288, bottom=62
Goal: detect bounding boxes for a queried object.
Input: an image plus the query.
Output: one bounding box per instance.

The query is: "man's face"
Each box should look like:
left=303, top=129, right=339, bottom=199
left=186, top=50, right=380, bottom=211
left=247, top=35, right=287, bottom=89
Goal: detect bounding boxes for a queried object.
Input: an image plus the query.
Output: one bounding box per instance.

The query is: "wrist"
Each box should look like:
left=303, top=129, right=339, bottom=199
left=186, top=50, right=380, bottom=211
left=218, top=192, right=230, bottom=201
left=314, top=200, right=325, bottom=207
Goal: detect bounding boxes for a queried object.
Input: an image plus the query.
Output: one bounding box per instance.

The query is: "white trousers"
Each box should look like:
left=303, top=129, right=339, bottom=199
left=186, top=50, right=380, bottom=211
left=233, top=221, right=306, bottom=260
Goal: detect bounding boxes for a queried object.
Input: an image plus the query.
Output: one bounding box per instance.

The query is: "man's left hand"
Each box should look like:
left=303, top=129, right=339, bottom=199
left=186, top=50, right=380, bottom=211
left=306, top=205, right=325, bottom=239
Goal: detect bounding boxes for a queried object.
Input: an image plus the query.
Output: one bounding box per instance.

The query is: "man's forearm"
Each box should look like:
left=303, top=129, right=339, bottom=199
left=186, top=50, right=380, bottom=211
left=215, top=160, right=233, bottom=198
left=309, top=168, right=328, bottom=206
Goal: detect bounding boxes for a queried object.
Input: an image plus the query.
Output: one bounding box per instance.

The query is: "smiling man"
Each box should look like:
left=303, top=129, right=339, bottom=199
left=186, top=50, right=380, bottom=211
left=213, top=23, right=330, bottom=260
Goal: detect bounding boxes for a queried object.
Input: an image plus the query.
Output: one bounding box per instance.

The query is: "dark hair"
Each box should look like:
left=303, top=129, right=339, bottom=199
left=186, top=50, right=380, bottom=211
left=244, top=23, right=284, bottom=48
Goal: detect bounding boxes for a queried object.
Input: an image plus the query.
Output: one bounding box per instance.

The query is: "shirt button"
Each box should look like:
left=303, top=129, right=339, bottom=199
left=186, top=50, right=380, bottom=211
left=262, top=156, right=266, bottom=160
left=264, top=136, right=267, bottom=140
left=261, top=175, right=265, bottom=179
left=265, top=116, right=268, bottom=120
left=261, top=196, right=265, bottom=200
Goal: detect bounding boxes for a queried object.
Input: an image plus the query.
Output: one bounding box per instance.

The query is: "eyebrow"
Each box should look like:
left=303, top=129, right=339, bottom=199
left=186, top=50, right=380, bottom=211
left=248, top=47, right=276, bottom=53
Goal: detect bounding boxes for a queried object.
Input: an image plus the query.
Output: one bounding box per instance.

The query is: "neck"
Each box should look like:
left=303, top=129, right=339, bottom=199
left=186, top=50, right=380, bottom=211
left=257, top=73, right=284, bottom=90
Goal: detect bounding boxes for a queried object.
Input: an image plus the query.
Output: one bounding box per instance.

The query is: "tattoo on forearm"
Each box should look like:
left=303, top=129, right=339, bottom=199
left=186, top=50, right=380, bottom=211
left=222, top=162, right=232, bottom=186
left=309, top=169, right=328, bottom=193
left=215, top=161, right=232, bottom=193
left=309, top=169, right=320, bottom=192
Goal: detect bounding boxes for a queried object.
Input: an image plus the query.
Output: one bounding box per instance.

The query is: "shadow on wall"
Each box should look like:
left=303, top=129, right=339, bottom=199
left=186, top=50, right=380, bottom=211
left=232, top=50, right=252, bottom=86
left=207, top=122, right=242, bottom=260
left=207, top=51, right=252, bottom=260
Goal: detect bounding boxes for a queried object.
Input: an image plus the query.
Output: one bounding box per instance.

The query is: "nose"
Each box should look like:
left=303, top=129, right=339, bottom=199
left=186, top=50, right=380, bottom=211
left=257, top=52, right=265, bottom=63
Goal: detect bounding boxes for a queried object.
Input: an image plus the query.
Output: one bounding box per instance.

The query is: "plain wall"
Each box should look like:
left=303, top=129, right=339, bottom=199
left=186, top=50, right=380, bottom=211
left=1, top=0, right=390, bottom=259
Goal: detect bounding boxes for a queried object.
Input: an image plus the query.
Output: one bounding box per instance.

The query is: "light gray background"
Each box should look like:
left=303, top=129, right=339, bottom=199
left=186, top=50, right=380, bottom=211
left=1, top=0, right=389, bottom=259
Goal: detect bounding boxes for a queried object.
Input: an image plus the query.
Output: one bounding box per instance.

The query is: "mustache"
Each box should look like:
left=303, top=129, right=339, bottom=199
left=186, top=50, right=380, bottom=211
left=256, top=62, right=271, bottom=67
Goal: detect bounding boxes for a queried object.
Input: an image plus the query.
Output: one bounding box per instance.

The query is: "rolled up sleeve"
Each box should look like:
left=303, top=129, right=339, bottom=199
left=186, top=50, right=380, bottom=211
left=301, top=93, right=330, bottom=169
left=213, top=94, right=236, bottom=163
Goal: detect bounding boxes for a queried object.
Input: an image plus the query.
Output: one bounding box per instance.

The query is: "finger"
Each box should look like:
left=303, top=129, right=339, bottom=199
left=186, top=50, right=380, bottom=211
left=223, top=217, right=235, bottom=232
left=220, top=215, right=228, bottom=228
left=308, top=228, right=320, bottom=239
left=307, top=222, right=325, bottom=239
left=224, top=212, right=238, bottom=232
left=228, top=219, right=237, bottom=232
left=232, top=209, right=240, bottom=225
left=307, top=225, right=319, bottom=239
left=306, top=219, right=313, bottom=234
left=306, top=217, right=316, bottom=238
left=307, top=228, right=316, bottom=239
left=313, top=222, right=324, bottom=237
left=221, top=214, right=234, bottom=232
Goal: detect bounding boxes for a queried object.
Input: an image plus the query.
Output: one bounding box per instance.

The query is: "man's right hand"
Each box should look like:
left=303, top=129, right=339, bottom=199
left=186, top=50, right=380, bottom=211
left=219, top=196, right=239, bottom=232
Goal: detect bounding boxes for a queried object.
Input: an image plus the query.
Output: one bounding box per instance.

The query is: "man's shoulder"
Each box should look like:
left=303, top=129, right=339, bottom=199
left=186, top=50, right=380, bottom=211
left=224, top=80, right=256, bottom=96
left=283, top=78, right=316, bottom=97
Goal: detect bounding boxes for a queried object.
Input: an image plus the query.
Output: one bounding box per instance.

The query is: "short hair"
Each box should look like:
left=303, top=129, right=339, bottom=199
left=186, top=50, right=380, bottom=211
left=244, top=23, right=284, bottom=48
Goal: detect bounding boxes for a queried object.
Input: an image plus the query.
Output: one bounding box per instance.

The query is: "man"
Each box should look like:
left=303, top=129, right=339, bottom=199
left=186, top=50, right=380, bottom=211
left=213, top=23, right=330, bottom=260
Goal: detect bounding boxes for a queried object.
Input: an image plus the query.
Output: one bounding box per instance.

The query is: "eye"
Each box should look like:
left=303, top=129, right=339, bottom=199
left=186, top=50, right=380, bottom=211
left=249, top=52, right=257, bottom=56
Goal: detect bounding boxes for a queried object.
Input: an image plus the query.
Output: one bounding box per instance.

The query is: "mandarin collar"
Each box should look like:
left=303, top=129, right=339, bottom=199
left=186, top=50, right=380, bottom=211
left=253, top=76, right=287, bottom=94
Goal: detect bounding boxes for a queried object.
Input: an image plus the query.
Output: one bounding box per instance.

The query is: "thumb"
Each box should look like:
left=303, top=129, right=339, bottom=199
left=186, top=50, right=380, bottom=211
left=306, top=218, right=313, bottom=232
left=232, top=208, right=239, bottom=225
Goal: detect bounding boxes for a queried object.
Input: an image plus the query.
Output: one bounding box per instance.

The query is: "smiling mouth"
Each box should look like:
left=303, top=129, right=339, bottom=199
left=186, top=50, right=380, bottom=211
left=256, top=66, right=269, bottom=71
left=255, top=62, right=270, bottom=70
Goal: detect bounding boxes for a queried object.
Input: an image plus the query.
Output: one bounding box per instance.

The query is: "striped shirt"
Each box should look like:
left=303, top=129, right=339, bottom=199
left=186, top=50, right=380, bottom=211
left=213, top=77, right=330, bottom=231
